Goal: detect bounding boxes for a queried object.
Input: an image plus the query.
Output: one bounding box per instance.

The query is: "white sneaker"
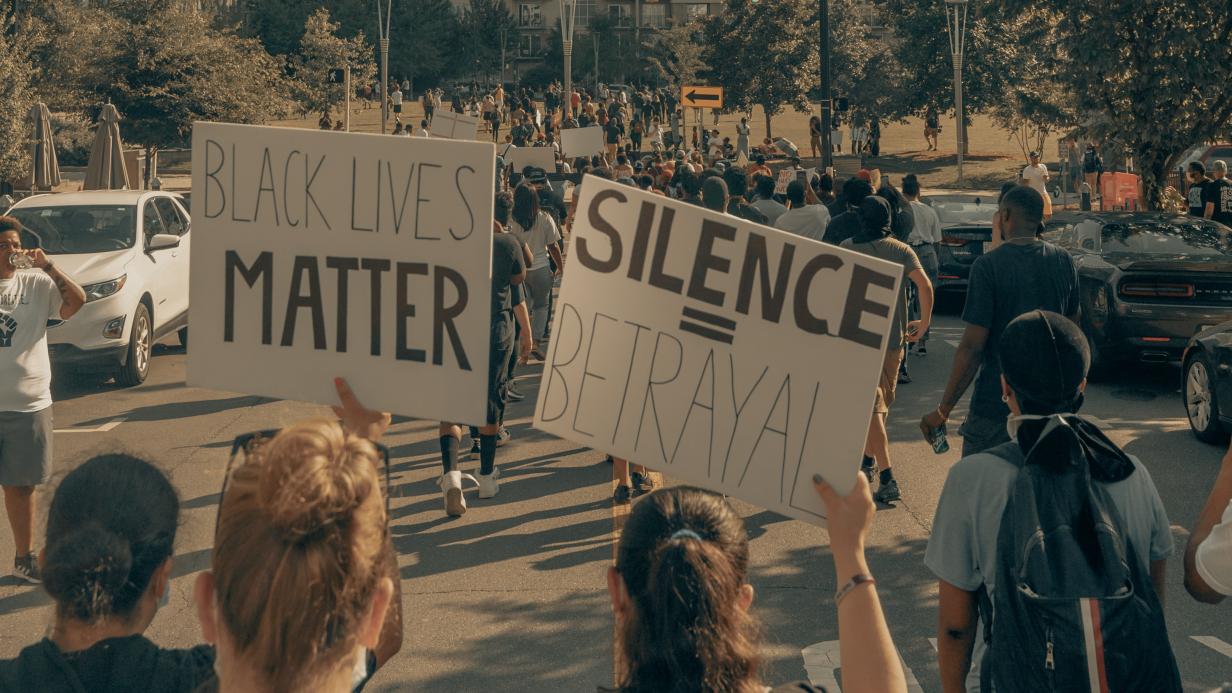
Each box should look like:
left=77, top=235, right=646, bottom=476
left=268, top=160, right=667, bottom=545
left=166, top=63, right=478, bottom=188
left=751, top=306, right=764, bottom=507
left=478, top=467, right=500, bottom=499
left=438, top=471, right=478, bottom=517
left=496, top=426, right=511, bottom=447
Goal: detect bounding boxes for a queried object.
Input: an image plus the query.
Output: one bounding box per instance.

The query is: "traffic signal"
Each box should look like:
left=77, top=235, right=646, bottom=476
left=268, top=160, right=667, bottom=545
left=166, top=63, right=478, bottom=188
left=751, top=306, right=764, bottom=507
left=837, top=97, right=849, bottom=112
left=328, top=68, right=346, bottom=84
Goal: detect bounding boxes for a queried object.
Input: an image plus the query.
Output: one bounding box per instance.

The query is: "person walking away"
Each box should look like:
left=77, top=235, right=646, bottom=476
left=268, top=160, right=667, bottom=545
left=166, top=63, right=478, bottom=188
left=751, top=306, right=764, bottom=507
left=737, top=117, right=752, bottom=160
left=924, top=106, right=939, bottom=151
left=1186, top=162, right=1212, bottom=217
left=0, top=217, right=86, bottom=583
left=749, top=174, right=788, bottom=226
left=605, top=116, right=623, bottom=160
left=1082, top=143, right=1103, bottom=198
left=868, top=116, right=881, bottom=157
left=629, top=118, right=644, bottom=156
left=850, top=119, right=866, bottom=157
left=823, top=177, right=874, bottom=246
left=1020, top=151, right=1052, bottom=218
left=775, top=180, right=830, bottom=241
left=721, top=169, right=769, bottom=225
left=927, top=310, right=1181, bottom=693
left=1203, top=159, right=1232, bottom=227
left=840, top=197, right=932, bottom=504
left=508, top=184, right=563, bottom=356
left=808, top=115, right=823, bottom=159
left=920, top=186, right=1080, bottom=457
left=832, top=113, right=843, bottom=154
left=902, top=174, right=941, bottom=354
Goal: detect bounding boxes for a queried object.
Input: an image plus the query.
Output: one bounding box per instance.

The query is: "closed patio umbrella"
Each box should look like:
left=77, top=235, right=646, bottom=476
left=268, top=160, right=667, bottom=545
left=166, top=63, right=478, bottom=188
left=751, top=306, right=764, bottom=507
left=84, top=103, right=130, bottom=190
left=29, top=102, right=61, bottom=191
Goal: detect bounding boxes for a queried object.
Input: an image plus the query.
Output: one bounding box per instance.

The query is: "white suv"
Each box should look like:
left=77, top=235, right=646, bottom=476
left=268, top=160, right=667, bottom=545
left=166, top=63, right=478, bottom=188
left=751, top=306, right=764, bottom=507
left=5, top=190, right=190, bottom=386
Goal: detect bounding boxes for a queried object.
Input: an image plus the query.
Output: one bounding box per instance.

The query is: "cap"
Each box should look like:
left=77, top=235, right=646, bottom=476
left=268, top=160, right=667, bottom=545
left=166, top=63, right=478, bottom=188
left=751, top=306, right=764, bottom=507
left=999, top=310, right=1090, bottom=409
left=858, top=196, right=892, bottom=235
left=855, top=169, right=872, bottom=182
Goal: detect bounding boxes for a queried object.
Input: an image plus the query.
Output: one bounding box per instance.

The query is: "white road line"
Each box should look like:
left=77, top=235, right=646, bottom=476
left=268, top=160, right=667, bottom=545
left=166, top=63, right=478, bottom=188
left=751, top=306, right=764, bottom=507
left=946, top=340, right=960, bottom=348
left=54, top=417, right=126, bottom=434
left=1191, top=635, right=1232, bottom=659
left=802, top=640, right=925, bottom=693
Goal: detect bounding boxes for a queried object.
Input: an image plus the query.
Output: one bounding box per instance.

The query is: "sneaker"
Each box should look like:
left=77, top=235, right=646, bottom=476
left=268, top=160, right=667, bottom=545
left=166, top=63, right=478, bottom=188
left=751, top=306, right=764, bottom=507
left=917, top=342, right=928, bottom=355
left=530, top=349, right=546, bottom=362
left=468, top=440, right=481, bottom=459
left=631, top=472, right=655, bottom=495
left=873, top=479, right=901, bottom=504
left=860, top=459, right=877, bottom=484
left=497, top=426, right=511, bottom=447
left=478, top=467, right=501, bottom=499
left=898, top=371, right=912, bottom=385
left=13, top=554, right=40, bottom=585
left=506, top=384, right=525, bottom=402
left=438, top=471, right=478, bottom=517
left=613, top=484, right=632, bottom=504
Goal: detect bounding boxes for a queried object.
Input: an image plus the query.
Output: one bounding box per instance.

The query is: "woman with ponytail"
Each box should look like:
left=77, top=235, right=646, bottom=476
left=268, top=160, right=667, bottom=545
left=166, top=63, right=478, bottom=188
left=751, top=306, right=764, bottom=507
left=607, top=484, right=907, bottom=693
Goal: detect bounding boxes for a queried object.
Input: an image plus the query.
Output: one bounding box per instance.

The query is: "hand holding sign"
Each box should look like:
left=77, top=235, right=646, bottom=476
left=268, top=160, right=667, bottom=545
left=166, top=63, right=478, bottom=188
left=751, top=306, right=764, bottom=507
left=331, top=377, right=391, bottom=442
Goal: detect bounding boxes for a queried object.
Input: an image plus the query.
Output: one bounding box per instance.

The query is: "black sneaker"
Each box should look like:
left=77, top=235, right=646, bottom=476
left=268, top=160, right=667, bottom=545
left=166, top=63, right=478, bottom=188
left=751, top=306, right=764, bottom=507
left=898, top=371, right=912, bottom=385
left=860, top=460, right=877, bottom=484
left=631, top=472, right=655, bottom=495
left=613, top=484, right=632, bottom=504
left=506, top=384, right=526, bottom=402
left=468, top=440, right=480, bottom=458
left=917, top=342, right=928, bottom=355
left=13, top=554, right=40, bottom=585
left=873, top=479, right=901, bottom=504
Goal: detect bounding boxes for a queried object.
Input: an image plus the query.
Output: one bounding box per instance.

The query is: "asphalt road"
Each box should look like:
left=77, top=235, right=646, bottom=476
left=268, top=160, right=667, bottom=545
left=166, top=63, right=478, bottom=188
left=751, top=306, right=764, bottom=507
left=0, top=311, right=1229, bottom=692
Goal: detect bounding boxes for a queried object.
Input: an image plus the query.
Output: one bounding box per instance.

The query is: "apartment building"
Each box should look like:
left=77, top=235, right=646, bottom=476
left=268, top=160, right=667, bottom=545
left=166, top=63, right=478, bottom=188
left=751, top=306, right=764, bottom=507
left=506, top=0, right=719, bottom=65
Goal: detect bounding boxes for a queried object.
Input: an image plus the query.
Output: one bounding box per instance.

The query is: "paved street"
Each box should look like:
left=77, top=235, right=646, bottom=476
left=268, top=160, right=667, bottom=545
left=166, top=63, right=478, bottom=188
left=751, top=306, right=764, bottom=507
left=0, top=311, right=1228, bottom=691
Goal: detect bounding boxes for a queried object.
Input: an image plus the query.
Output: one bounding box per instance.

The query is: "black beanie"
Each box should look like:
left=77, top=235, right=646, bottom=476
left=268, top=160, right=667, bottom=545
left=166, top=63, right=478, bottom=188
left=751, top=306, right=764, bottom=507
left=998, top=310, right=1090, bottom=413
left=857, top=195, right=892, bottom=238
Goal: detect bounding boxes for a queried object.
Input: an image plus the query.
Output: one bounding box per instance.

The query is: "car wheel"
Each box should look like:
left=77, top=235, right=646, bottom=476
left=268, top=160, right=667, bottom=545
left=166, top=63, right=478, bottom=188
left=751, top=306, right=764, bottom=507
left=178, top=326, right=188, bottom=349
left=1185, top=352, right=1228, bottom=444
left=116, top=303, right=152, bottom=387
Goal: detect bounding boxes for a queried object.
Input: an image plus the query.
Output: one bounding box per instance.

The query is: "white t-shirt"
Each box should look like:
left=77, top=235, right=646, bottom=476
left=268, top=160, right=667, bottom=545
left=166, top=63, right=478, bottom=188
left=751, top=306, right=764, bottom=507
left=511, top=211, right=562, bottom=271
left=391, top=90, right=403, bottom=106
left=907, top=200, right=943, bottom=245
left=1196, top=499, right=1232, bottom=596
left=0, top=271, right=63, bottom=413
left=774, top=204, right=830, bottom=241
left=1021, top=163, right=1050, bottom=196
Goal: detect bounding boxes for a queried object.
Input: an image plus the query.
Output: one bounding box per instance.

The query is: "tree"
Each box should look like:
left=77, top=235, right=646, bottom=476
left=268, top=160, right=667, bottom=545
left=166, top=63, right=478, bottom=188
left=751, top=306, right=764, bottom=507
left=460, top=0, right=517, bottom=83
left=387, top=0, right=464, bottom=89
left=997, top=0, right=1232, bottom=208
left=238, top=0, right=370, bottom=58
left=644, top=19, right=707, bottom=90
left=704, top=0, right=818, bottom=138
left=292, top=8, right=377, bottom=117
left=0, top=31, right=32, bottom=184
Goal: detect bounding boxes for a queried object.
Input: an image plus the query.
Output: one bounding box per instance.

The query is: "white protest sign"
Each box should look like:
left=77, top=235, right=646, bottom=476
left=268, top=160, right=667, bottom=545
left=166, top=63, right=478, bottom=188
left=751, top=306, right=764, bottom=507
left=189, top=123, right=495, bottom=424
left=560, top=126, right=605, bottom=159
left=431, top=110, right=481, bottom=141
left=534, top=176, right=902, bottom=525
left=775, top=168, right=795, bottom=195
left=507, top=147, right=556, bottom=175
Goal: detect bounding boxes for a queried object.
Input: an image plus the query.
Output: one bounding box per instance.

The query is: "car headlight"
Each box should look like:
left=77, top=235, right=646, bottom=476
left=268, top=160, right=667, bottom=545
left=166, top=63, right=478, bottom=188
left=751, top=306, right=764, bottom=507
left=83, top=275, right=127, bottom=303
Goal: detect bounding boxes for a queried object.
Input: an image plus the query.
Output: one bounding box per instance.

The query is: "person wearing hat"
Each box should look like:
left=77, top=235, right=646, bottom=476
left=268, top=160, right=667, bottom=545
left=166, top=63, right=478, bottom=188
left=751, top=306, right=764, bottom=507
left=926, top=310, right=1176, bottom=693
left=822, top=177, right=874, bottom=246
left=1020, top=151, right=1051, bottom=217
left=840, top=196, right=933, bottom=504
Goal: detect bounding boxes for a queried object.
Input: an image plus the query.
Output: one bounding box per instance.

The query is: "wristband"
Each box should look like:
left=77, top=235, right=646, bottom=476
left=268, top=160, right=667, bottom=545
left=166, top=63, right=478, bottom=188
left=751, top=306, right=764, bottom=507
left=835, top=573, right=875, bottom=606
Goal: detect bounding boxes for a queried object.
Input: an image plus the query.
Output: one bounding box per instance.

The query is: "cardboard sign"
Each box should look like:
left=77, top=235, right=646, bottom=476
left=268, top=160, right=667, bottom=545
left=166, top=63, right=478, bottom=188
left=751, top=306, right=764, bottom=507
left=507, top=146, right=557, bottom=176
left=189, top=123, right=495, bottom=424
left=534, top=176, right=903, bottom=525
left=560, top=126, right=605, bottom=159
left=680, top=86, right=724, bottom=109
left=774, top=169, right=796, bottom=195
left=430, top=111, right=481, bottom=141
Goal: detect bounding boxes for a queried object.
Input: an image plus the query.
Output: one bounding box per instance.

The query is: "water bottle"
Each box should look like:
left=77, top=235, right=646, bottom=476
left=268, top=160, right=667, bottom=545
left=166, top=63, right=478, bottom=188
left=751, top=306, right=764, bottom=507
left=8, top=252, right=33, bottom=270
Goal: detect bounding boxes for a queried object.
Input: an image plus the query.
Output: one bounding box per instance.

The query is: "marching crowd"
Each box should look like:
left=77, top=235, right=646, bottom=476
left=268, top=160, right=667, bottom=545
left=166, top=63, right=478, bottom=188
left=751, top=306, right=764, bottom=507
left=3, top=83, right=1232, bottom=692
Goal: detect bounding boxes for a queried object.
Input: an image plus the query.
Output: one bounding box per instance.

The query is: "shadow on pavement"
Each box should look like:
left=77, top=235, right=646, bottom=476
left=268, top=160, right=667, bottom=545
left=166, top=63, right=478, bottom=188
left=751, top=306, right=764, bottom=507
left=72, top=394, right=271, bottom=426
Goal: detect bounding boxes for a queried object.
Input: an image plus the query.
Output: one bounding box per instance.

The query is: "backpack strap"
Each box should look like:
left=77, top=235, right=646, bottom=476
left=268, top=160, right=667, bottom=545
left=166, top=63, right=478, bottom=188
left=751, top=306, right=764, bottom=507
left=974, top=440, right=1022, bottom=693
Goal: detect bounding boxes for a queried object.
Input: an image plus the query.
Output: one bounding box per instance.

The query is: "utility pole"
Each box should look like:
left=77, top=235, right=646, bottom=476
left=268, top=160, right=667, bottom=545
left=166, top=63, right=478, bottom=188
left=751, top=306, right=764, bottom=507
left=377, top=0, right=393, bottom=135
left=945, top=0, right=969, bottom=186
left=819, top=0, right=833, bottom=171
left=560, top=0, right=576, bottom=119
left=344, top=64, right=352, bottom=132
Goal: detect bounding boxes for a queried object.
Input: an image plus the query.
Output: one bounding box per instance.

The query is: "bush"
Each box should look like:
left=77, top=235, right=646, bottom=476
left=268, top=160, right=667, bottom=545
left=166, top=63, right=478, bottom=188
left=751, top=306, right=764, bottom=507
left=52, top=114, right=94, bottom=167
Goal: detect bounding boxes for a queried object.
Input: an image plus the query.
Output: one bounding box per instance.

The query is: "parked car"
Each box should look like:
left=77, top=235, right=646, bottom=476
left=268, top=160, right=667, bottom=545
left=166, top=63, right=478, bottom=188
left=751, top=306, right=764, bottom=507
left=5, top=190, right=190, bottom=386
left=1182, top=321, right=1232, bottom=443
left=1040, top=211, right=1232, bottom=374
left=922, top=193, right=997, bottom=294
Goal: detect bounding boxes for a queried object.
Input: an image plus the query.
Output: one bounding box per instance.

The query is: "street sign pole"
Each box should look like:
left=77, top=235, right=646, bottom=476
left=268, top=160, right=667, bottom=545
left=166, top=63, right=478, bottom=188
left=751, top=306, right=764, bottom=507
left=344, top=65, right=351, bottom=133
left=819, top=0, right=833, bottom=170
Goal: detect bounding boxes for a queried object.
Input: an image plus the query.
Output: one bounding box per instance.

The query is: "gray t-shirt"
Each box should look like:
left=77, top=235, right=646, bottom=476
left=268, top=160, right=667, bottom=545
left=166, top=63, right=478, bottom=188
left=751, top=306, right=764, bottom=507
left=924, top=442, right=1173, bottom=693
left=750, top=198, right=789, bottom=227
left=840, top=236, right=922, bottom=348
left=960, top=240, right=1080, bottom=427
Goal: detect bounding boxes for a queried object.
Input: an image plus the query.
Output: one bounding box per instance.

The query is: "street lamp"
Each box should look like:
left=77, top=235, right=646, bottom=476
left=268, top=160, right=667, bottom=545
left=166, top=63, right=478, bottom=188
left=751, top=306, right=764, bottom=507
left=819, top=0, right=833, bottom=171
left=944, top=0, right=969, bottom=186
left=377, top=0, right=393, bottom=135
left=559, top=0, right=576, bottom=119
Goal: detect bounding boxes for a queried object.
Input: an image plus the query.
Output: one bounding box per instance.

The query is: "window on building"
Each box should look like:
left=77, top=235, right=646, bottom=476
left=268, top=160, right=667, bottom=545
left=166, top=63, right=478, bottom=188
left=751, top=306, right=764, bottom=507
left=641, top=3, right=667, bottom=27
left=518, top=3, right=543, bottom=27
left=681, top=3, right=708, bottom=20
left=575, top=0, right=594, bottom=27
left=518, top=33, right=542, bottom=57
left=609, top=4, right=633, bottom=27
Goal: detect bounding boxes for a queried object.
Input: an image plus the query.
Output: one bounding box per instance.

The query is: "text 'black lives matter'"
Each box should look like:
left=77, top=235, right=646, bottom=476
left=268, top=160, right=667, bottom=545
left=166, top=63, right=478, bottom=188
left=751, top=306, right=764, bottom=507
left=679, top=306, right=736, bottom=345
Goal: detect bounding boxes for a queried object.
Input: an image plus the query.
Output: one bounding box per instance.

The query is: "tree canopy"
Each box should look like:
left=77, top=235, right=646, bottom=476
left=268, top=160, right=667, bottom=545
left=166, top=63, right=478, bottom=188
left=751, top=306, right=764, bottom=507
left=292, top=9, right=377, bottom=117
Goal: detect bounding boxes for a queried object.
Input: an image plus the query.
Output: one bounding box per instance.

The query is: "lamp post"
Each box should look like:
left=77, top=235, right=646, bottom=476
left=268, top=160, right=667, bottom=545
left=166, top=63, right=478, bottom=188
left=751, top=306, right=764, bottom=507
left=819, top=0, right=833, bottom=171
left=559, top=0, right=576, bottom=119
left=377, top=0, right=393, bottom=135
left=944, top=0, right=969, bottom=186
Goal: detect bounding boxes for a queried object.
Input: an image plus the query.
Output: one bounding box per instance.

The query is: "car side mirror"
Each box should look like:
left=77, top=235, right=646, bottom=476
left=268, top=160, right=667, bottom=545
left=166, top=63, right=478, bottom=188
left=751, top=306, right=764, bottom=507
left=147, top=233, right=180, bottom=251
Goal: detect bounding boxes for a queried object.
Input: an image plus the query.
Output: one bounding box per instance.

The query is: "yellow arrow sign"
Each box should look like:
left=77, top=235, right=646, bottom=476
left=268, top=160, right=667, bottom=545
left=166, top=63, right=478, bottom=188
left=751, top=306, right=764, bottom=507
left=681, top=85, right=724, bottom=109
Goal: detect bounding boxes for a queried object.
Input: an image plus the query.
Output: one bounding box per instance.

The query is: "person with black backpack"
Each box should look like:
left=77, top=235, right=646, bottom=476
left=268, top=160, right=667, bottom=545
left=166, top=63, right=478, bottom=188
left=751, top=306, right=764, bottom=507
left=926, top=310, right=1181, bottom=693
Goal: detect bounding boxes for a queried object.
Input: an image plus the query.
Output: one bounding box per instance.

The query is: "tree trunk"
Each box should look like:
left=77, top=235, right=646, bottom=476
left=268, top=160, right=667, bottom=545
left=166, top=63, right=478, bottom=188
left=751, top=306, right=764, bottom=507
left=1138, top=144, right=1173, bottom=212
left=764, top=107, right=772, bottom=140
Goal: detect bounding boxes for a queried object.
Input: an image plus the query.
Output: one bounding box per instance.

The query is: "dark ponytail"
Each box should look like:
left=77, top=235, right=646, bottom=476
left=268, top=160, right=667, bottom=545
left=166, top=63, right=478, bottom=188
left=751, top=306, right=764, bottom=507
left=43, top=454, right=178, bottom=623
left=615, top=487, right=761, bottom=693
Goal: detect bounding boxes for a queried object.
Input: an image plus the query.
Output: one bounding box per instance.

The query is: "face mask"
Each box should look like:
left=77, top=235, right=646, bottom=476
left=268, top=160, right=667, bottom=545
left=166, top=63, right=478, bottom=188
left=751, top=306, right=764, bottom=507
left=158, top=580, right=170, bottom=609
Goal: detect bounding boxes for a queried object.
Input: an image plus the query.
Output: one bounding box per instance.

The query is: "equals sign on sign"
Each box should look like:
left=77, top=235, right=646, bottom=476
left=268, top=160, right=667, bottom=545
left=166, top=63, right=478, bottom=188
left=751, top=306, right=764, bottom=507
left=679, top=306, right=736, bottom=345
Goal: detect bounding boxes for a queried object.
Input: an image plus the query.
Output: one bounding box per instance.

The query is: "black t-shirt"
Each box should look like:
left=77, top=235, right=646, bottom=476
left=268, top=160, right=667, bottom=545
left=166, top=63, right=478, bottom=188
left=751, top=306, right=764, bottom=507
left=822, top=210, right=862, bottom=246
left=1189, top=179, right=1212, bottom=216
left=0, top=636, right=215, bottom=693
left=492, top=233, right=527, bottom=338
left=606, top=122, right=623, bottom=144
left=1202, top=178, right=1232, bottom=226
left=730, top=201, right=769, bottom=226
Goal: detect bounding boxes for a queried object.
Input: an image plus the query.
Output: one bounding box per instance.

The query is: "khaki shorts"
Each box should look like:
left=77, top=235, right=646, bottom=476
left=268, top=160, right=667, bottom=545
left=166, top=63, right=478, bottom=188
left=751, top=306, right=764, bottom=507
left=872, top=348, right=904, bottom=415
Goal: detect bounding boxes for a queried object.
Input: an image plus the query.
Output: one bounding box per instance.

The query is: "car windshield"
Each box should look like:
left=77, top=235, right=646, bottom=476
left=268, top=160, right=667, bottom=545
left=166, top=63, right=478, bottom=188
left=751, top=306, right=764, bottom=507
left=9, top=205, right=136, bottom=254
left=1101, top=221, right=1232, bottom=257
left=927, top=198, right=995, bottom=225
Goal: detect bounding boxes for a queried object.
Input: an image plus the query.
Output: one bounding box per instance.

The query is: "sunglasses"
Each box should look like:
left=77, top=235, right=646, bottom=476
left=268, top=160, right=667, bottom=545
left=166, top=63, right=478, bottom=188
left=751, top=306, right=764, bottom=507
left=216, top=428, right=393, bottom=538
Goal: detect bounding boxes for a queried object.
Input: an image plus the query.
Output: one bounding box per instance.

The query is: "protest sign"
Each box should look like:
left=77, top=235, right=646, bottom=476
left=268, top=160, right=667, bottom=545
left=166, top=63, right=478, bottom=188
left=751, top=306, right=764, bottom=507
left=431, top=111, right=481, bottom=141
left=534, top=176, right=902, bottom=525
left=507, top=147, right=557, bottom=175
left=560, top=126, right=605, bottom=158
left=189, top=123, right=494, bottom=424
left=774, top=169, right=795, bottom=195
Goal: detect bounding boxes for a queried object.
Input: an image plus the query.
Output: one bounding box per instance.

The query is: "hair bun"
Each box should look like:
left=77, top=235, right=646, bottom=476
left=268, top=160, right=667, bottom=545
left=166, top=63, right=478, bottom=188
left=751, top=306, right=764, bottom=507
left=43, top=522, right=133, bottom=621
left=257, top=421, right=380, bottom=541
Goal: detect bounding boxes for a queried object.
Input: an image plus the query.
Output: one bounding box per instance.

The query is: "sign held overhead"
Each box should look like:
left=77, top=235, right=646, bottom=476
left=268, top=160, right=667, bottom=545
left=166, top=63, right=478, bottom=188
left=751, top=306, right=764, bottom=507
left=681, top=85, right=724, bottom=109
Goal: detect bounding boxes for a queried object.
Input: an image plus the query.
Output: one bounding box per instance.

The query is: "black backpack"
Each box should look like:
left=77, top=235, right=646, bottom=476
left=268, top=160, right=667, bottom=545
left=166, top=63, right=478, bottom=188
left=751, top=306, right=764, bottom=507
left=978, top=417, right=1182, bottom=693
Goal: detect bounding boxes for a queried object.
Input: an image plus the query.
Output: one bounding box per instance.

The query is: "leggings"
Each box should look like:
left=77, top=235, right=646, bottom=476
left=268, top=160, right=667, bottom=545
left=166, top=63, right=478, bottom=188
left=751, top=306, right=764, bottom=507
left=524, top=266, right=554, bottom=348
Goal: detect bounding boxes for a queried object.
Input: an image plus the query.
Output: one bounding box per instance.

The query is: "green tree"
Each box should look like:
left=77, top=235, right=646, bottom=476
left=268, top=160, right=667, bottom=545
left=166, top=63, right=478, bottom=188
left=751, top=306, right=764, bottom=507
left=460, top=0, right=517, bottom=83
left=704, top=0, right=818, bottom=138
left=292, top=8, right=377, bottom=117
left=0, top=31, right=32, bottom=184
left=644, top=19, right=707, bottom=90
left=387, top=0, right=464, bottom=89
left=238, top=0, right=370, bottom=58
left=997, top=0, right=1232, bottom=208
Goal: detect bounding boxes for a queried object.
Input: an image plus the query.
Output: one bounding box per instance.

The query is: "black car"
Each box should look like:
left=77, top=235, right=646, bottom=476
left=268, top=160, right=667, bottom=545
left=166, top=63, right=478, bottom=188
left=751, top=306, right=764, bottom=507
left=923, top=193, right=997, bottom=293
left=1183, top=321, right=1232, bottom=443
left=1041, top=212, right=1232, bottom=372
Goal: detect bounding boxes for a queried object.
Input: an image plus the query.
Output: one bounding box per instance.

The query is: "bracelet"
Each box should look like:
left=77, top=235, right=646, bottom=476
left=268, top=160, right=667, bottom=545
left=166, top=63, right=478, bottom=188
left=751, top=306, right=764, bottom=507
left=835, top=573, right=876, bottom=606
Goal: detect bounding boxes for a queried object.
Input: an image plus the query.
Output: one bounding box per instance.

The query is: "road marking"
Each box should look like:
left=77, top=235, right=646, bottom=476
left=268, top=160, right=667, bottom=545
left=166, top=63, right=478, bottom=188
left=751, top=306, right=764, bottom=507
left=54, top=417, right=126, bottom=434
left=946, top=340, right=960, bottom=348
left=1191, top=635, right=1232, bottom=659
left=802, top=640, right=925, bottom=693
